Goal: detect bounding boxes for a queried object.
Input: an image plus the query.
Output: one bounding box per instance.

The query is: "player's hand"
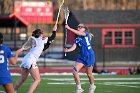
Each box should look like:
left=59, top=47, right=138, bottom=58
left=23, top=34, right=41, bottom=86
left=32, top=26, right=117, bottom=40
left=65, top=24, right=70, bottom=30
left=53, top=24, right=57, bottom=31
left=64, top=48, right=69, bottom=52
left=16, top=49, right=23, bottom=55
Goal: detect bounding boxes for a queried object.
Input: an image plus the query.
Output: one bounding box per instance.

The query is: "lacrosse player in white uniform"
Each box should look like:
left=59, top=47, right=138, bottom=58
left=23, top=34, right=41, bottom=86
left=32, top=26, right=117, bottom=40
left=14, top=25, right=57, bottom=93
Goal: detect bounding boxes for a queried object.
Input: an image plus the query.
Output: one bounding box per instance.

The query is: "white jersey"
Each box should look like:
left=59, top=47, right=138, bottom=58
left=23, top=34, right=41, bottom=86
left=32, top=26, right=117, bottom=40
left=20, top=36, right=48, bottom=69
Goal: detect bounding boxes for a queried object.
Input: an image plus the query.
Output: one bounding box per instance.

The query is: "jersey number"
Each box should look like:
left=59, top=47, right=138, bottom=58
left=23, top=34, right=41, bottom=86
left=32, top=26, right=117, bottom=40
left=0, top=55, right=4, bottom=63
left=85, top=37, right=91, bottom=49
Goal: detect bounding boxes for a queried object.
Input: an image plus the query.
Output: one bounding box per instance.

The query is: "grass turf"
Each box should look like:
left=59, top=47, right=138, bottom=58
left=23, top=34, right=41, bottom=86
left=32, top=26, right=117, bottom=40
left=0, top=74, right=140, bottom=93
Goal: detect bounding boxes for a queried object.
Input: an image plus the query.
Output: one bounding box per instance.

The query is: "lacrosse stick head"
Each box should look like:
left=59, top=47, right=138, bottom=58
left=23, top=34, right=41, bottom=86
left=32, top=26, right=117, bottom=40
left=59, top=0, right=65, bottom=7
left=63, top=7, right=70, bottom=24
left=21, top=36, right=36, bottom=51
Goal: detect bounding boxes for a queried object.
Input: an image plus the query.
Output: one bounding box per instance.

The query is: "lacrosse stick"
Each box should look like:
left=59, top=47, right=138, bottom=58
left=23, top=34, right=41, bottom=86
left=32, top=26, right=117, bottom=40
left=21, top=36, right=37, bottom=51
left=63, top=7, right=70, bottom=56
left=55, top=0, right=65, bottom=26
left=63, top=7, right=69, bottom=25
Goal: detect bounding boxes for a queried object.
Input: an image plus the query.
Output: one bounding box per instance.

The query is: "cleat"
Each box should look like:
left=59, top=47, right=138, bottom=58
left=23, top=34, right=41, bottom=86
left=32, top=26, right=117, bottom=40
left=14, top=90, right=17, bottom=93
left=76, top=88, right=84, bottom=93
left=88, top=85, right=96, bottom=93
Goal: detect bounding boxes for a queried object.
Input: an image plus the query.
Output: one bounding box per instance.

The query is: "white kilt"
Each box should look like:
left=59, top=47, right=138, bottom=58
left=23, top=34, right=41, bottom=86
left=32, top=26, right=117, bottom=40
left=20, top=53, right=37, bottom=69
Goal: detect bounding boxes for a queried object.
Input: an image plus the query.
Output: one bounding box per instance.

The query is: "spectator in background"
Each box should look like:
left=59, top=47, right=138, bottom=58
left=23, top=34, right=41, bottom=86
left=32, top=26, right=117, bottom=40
left=129, top=65, right=137, bottom=75
left=0, top=32, right=21, bottom=93
left=64, top=23, right=96, bottom=93
left=14, top=25, right=57, bottom=93
left=137, top=66, right=140, bottom=74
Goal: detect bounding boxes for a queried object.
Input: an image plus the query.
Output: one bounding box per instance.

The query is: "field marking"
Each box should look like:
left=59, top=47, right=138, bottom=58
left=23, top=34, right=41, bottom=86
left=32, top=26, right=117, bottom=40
left=11, top=73, right=98, bottom=76
left=95, top=78, right=140, bottom=80
left=115, top=84, right=140, bottom=88
left=47, top=82, right=85, bottom=85
left=45, top=77, right=140, bottom=89
left=0, top=91, right=5, bottom=93
left=43, top=78, right=140, bottom=81
left=47, top=82, right=76, bottom=85
left=97, top=82, right=140, bottom=88
left=101, top=82, right=140, bottom=84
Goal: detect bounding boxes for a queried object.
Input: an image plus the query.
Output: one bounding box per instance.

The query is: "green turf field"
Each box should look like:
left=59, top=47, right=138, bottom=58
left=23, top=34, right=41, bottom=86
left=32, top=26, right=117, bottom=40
left=0, top=74, right=140, bottom=93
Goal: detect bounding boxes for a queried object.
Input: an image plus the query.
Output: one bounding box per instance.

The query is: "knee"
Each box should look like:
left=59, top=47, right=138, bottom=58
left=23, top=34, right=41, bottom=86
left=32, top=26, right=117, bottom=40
left=34, top=78, right=41, bottom=83
left=72, top=67, right=78, bottom=74
left=38, top=78, right=41, bottom=83
left=21, top=77, right=28, bottom=82
left=87, top=73, right=93, bottom=78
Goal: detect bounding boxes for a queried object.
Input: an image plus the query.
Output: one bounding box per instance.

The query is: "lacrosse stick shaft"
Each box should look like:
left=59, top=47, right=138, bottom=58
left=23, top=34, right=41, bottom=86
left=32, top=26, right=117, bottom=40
left=64, top=28, right=67, bottom=56
left=55, top=0, right=64, bottom=26
left=64, top=12, right=68, bottom=56
left=63, top=7, right=70, bottom=56
left=55, top=7, right=61, bottom=25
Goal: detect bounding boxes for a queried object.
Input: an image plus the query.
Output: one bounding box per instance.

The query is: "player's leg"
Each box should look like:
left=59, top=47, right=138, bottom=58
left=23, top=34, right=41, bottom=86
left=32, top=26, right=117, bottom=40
left=86, top=66, right=94, bottom=84
left=14, top=68, right=29, bottom=91
left=73, top=62, right=84, bottom=92
left=85, top=66, right=96, bottom=93
left=0, top=76, right=14, bottom=93
left=73, top=62, right=83, bottom=84
left=3, top=83, right=14, bottom=93
left=28, top=64, right=40, bottom=93
left=85, top=54, right=96, bottom=93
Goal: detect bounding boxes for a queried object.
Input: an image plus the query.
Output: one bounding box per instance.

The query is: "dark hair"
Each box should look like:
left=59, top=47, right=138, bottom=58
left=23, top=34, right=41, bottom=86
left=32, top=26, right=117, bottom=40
left=32, top=29, right=43, bottom=38
left=0, top=32, right=3, bottom=44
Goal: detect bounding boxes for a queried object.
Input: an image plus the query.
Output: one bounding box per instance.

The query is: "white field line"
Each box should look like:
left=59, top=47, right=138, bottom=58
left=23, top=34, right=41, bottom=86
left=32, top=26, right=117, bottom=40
left=0, top=91, right=5, bottom=93
left=100, top=82, right=140, bottom=84
left=115, top=84, right=140, bottom=88
left=95, top=78, right=140, bottom=80
left=11, top=73, right=98, bottom=76
left=97, top=82, right=140, bottom=88
left=11, top=73, right=140, bottom=88
left=45, top=77, right=140, bottom=88
left=42, top=78, right=140, bottom=81
left=47, top=82, right=85, bottom=85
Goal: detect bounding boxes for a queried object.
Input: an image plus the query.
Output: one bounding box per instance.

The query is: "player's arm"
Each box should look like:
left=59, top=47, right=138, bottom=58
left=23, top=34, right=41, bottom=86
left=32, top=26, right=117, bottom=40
left=64, top=43, right=77, bottom=52
left=65, top=24, right=86, bottom=36
left=43, top=25, right=57, bottom=51
left=8, top=49, right=22, bottom=65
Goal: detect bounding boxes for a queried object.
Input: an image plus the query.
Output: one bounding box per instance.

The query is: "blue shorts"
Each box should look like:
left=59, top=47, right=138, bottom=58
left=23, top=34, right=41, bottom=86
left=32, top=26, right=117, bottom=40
left=0, top=77, right=13, bottom=85
left=76, top=54, right=95, bottom=67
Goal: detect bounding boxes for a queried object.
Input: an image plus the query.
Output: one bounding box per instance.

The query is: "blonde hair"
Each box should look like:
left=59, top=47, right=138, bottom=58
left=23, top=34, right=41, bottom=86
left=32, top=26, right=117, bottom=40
left=89, top=33, right=94, bottom=40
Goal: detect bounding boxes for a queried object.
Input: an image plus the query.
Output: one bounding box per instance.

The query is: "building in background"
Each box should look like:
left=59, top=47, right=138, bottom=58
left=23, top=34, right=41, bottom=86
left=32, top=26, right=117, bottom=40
left=65, top=10, right=140, bottom=67
left=0, top=0, right=140, bottom=66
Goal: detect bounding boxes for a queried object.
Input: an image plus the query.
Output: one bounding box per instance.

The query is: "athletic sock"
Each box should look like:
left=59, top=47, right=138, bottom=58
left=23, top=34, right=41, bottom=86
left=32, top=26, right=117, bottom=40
left=77, top=84, right=82, bottom=89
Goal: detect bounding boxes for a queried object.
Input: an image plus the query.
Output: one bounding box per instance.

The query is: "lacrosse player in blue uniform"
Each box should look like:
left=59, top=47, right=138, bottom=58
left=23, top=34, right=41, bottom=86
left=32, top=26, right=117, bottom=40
left=0, top=32, right=21, bottom=93
left=64, top=24, right=96, bottom=93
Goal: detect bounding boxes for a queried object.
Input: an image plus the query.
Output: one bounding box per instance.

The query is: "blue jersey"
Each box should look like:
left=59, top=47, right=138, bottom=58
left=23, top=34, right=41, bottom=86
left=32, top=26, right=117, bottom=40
left=0, top=45, right=14, bottom=77
left=74, top=32, right=94, bottom=57
left=74, top=32, right=95, bottom=66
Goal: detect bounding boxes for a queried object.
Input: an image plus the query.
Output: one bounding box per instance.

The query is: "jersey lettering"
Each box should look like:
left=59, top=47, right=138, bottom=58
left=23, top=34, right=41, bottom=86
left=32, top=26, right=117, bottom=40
left=85, top=36, right=91, bottom=49
left=0, top=55, right=4, bottom=63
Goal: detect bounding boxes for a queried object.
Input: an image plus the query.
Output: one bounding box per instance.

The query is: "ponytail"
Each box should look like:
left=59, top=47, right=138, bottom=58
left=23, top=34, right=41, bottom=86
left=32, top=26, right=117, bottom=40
left=89, top=33, right=94, bottom=40
left=84, top=25, right=94, bottom=40
left=32, top=29, right=43, bottom=38
left=0, top=32, right=3, bottom=44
